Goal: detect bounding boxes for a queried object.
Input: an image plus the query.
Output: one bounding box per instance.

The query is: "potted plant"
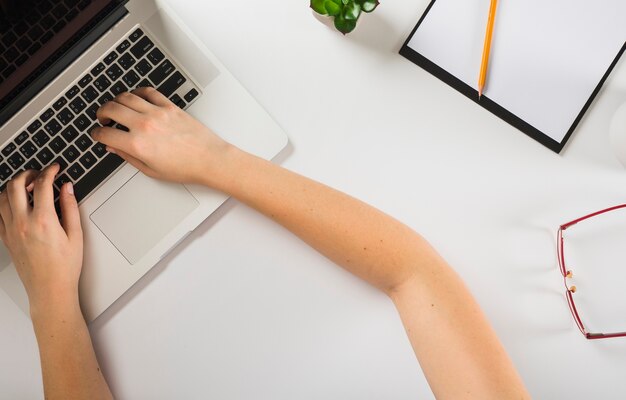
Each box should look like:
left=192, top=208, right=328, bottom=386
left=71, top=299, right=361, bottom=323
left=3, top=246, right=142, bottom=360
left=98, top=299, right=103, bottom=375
left=310, top=0, right=380, bottom=35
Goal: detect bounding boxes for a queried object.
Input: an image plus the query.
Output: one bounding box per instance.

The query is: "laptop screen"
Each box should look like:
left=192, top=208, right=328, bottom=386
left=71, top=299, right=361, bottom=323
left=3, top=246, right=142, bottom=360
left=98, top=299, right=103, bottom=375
left=0, top=0, right=127, bottom=125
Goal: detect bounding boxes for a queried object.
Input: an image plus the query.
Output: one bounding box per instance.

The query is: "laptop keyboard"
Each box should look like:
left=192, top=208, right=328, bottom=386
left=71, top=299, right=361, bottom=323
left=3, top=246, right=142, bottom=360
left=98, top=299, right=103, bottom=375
left=0, top=0, right=91, bottom=80
left=0, top=27, right=201, bottom=210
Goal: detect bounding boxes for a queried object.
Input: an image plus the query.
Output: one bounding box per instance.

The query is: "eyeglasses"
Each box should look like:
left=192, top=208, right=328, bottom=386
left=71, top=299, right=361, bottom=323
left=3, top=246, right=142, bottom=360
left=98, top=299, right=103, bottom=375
left=557, top=204, right=626, bottom=340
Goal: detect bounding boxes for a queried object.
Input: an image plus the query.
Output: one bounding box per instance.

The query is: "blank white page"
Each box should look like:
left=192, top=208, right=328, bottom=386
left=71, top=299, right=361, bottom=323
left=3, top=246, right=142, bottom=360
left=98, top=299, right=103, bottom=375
left=407, top=0, right=626, bottom=143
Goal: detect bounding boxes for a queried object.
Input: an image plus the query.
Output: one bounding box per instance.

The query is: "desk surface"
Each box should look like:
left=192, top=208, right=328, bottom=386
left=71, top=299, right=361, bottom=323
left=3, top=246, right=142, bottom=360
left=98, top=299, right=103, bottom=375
left=2, top=1, right=626, bottom=398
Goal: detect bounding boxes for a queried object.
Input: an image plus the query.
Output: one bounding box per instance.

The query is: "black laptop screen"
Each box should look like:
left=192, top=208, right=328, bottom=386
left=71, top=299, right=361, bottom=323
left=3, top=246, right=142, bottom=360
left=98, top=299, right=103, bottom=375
left=0, top=0, right=127, bottom=125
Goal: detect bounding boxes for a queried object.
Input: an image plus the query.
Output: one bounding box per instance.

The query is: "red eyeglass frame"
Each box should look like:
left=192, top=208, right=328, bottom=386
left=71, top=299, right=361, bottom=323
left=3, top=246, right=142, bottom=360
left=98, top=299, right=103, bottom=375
left=557, top=204, right=626, bottom=340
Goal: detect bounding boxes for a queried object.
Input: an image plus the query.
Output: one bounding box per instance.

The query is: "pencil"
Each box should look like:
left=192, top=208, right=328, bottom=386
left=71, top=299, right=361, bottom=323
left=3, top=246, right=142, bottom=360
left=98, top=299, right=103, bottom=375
left=478, top=0, right=498, bottom=99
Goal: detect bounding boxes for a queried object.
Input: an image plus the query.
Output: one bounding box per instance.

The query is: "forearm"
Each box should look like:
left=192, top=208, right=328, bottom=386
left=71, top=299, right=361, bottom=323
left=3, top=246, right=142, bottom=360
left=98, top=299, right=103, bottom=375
left=214, top=148, right=425, bottom=292
left=31, top=296, right=112, bottom=400
left=214, top=148, right=529, bottom=398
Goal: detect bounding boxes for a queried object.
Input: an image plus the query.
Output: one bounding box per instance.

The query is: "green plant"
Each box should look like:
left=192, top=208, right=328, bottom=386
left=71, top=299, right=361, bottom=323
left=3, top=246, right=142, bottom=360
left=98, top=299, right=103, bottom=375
left=311, top=0, right=380, bottom=34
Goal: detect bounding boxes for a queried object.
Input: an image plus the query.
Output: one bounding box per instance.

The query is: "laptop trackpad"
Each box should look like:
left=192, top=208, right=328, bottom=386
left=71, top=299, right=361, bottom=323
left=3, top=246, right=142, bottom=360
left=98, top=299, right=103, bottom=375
left=90, top=173, right=199, bottom=265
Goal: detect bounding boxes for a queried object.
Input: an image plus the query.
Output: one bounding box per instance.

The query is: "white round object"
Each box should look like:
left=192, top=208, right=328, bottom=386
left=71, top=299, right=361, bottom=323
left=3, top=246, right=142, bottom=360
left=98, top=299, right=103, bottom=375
left=610, top=102, right=626, bottom=167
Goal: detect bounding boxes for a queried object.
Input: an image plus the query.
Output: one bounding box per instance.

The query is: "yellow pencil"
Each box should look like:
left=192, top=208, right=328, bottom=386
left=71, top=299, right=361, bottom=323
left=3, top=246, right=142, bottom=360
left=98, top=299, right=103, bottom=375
left=478, top=0, right=498, bottom=99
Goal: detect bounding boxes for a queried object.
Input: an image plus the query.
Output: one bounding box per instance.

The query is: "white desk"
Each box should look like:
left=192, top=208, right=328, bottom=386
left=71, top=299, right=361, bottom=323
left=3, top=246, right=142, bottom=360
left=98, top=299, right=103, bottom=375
left=2, top=1, right=626, bottom=398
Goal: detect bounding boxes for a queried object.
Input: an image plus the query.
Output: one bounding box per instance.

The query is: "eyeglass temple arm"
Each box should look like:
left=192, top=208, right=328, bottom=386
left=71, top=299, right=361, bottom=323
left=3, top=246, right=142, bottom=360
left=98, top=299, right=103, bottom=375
left=561, top=204, right=626, bottom=230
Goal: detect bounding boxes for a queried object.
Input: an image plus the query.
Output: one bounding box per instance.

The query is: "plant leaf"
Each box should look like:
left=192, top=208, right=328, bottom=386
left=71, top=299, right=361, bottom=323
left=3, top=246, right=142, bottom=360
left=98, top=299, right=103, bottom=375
left=310, top=0, right=327, bottom=15
left=342, top=0, right=349, bottom=4
left=324, top=0, right=341, bottom=16
left=343, top=2, right=361, bottom=20
left=361, top=0, right=379, bottom=12
left=334, top=14, right=357, bottom=34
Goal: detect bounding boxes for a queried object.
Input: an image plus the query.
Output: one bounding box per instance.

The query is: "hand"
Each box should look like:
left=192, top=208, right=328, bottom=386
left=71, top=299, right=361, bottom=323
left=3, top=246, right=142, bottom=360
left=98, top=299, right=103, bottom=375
left=92, top=87, right=238, bottom=189
left=0, top=165, right=83, bottom=313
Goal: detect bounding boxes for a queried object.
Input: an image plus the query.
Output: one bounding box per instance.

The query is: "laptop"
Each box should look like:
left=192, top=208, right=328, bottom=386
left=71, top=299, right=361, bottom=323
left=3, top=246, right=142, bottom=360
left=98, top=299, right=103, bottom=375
left=0, top=0, right=288, bottom=321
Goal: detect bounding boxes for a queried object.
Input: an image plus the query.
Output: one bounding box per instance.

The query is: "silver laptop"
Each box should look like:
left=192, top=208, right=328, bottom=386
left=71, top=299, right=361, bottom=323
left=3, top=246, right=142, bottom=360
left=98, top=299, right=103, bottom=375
left=0, top=0, right=288, bottom=321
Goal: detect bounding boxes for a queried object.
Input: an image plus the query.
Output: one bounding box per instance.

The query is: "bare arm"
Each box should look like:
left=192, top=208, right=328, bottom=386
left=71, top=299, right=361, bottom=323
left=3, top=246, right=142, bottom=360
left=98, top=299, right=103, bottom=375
left=0, top=167, right=112, bottom=400
left=93, top=88, right=530, bottom=399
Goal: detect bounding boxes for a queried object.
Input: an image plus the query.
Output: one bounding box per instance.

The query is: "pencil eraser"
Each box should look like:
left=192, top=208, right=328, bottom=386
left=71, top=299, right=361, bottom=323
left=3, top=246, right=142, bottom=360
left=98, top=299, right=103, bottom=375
left=609, top=103, right=626, bottom=168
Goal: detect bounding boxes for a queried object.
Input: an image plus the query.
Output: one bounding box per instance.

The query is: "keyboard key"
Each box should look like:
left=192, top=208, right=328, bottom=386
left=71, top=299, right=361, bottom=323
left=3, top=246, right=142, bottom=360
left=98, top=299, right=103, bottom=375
left=19, top=141, right=37, bottom=158
left=105, top=63, right=123, bottom=81
left=7, top=152, right=25, bottom=170
left=170, top=94, right=185, bottom=109
left=116, top=39, right=131, bottom=53
left=49, top=136, right=67, bottom=153
left=61, top=126, right=80, bottom=143
left=78, top=74, right=92, bottom=88
left=53, top=157, right=68, bottom=172
left=73, top=153, right=125, bottom=203
left=57, top=108, right=75, bottom=125
left=94, top=75, right=111, bottom=92
left=55, top=174, right=71, bottom=188
left=149, top=59, right=175, bottom=85
left=147, top=48, right=164, bottom=65
left=66, top=85, right=80, bottom=99
left=110, top=81, right=128, bottom=96
left=91, top=62, right=105, bottom=76
left=134, top=59, right=152, bottom=76
left=75, top=134, right=93, bottom=151
left=158, top=71, right=186, bottom=97
left=1, top=143, right=17, bottom=157
left=87, top=124, right=100, bottom=135
left=74, top=114, right=91, bottom=131
left=81, top=86, right=99, bottom=103
left=86, top=103, right=99, bottom=120
left=79, top=151, right=97, bottom=169
left=118, top=53, right=135, bottom=69
left=98, top=92, right=113, bottom=105
left=40, top=108, right=54, bottom=122
left=91, top=142, right=107, bottom=158
left=0, top=163, right=12, bottom=181
left=184, top=88, right=199, bottom=102
left=122, top=70, right=140, bottom=87
left=24, top=159, right=42, bottom=171
left=33, top=130, right=50, bottom=147
left=69, top=97, right=86, bottom=114
left=15, top=131, right=29, bottom=145
left=36, top=148, right=54, bottom=164
left=27, top=120, right=42, bottom=133
left=44, top=119, right=62, bottom=136
left=63, top=145, right=80, bottom=162
left=137, top=79, right=152, bottom=88
left=129, top=28, right=143, bottom=42
left=67, top=163, right=85, bottom=180
left=130, top=36, right=153, bottom=58
left=103, top=51, right=118, bottom=65
left=53, top=97, right=68, bottom=111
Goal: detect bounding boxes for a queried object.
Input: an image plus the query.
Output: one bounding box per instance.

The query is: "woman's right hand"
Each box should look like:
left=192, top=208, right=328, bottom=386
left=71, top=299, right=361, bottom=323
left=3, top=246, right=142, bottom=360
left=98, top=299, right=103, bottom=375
left=92, top=87, right=241, bottom=190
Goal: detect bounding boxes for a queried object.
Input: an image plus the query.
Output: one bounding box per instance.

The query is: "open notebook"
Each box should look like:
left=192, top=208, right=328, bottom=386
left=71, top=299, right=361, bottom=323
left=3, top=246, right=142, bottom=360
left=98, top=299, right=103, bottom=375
left=400, top=0, right=626, bottom=153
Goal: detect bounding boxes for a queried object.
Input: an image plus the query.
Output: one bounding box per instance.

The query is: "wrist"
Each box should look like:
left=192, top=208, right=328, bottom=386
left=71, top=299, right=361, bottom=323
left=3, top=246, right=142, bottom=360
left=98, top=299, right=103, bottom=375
left=29, top=289, right=81, bottom=323
left=201, top=143, right=254, bottom=194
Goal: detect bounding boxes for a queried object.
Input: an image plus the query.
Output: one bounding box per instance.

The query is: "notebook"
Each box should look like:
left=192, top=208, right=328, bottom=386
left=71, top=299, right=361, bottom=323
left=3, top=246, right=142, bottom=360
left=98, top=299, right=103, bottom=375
left=400, top=0, right=626, bottom=153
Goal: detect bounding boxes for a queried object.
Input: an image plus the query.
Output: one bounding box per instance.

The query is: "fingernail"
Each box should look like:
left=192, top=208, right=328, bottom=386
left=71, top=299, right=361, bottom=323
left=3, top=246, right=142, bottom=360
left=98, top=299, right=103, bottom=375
left=106, top=146, right=116, bottom=154
left=66, top=182, right=74, bottom=195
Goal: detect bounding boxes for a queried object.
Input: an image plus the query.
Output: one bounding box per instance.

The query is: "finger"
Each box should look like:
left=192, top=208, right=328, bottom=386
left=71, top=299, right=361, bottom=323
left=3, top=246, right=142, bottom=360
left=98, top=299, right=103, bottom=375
left=96, top=100, right=140, bottom=127
left=107, top=147, right=158, bottom=178
left=131, top=87, right=171, bottom=107
left=59, top=182, right=82, bottom=240
left=0, top=191, right=11, bottom=224
left=6, top=170, right=39, bottom=215
left=112, top=91, right=156, bottom=114
left=32, top=163, right=60, bottom=214
left=91, top=126, right=139, bottom=158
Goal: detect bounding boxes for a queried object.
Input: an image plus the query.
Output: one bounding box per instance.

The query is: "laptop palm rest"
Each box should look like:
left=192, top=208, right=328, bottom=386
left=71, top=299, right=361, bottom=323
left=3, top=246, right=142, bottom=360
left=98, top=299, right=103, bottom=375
left=90, top=172, right=199, bottom=265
